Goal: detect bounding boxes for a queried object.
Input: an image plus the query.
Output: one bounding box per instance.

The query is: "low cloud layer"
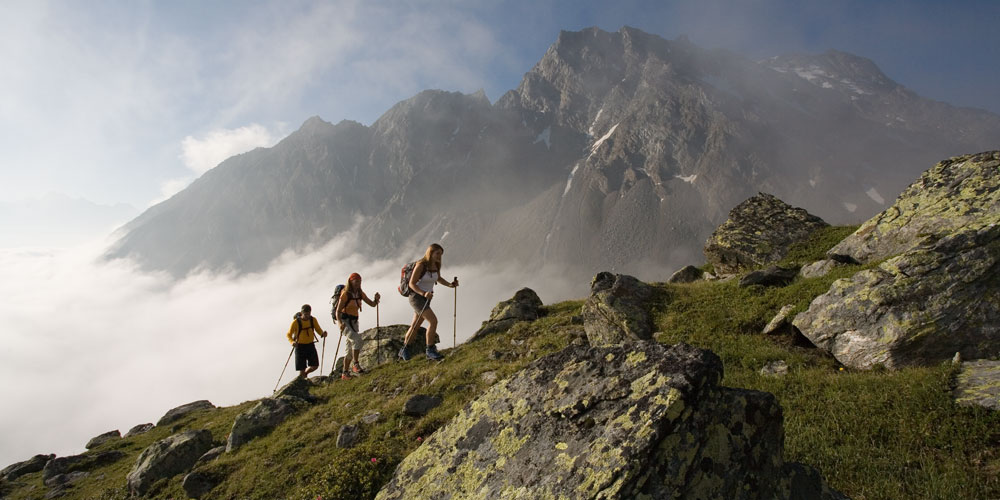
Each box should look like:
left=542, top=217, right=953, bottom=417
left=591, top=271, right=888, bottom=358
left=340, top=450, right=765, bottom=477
left=0, top=230, right=584, bottom=467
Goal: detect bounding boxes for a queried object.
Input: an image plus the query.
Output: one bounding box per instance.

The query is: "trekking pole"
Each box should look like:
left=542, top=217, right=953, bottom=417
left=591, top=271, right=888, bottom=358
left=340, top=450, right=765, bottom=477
left=320, top=334, right=326, bottom=377
left=453, top=278, right=458, bottom=349
left=376, top=302, right=381, bottom=365
left=274, top=333, right=298, bottom=393
left=333, top=322, right=344, bottom=377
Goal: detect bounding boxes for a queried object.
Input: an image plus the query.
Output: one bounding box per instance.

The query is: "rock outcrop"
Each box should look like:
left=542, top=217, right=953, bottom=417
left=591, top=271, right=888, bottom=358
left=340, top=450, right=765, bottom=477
left=85, top=430, right=120, bottom=449
left=953, top=360, right=1000, bottom=411
left=829, top=152, right=1000, bottom=264
left=470, top=288, right=543, bottom=341
left=738, top=265, right=799, bottom=288
left=124, top=423, right=154, bottom=437
left=582, top=272, right=654, bottom=346
left=704, top=193, right=828, bottom=275
left=763, top=305, right=797, bottom=336
left=157, top=400, right=215, bottom=426
left=375, top=342, right=844, bottom=500
left=402, top=395, right=443, bottom=417
left=800, top=259, right=841, bottom=279
left=127, top=430, right=214, bottom=495
left=793, top=224, right=1000, bottom=369
left=2, top=454, right=53, bottom=481
left=227, top=394, right=310, bottom=452
left=333, top=325, right=429, bottom=374
left=42, top=451, right=125, bottom=482
left=667, top=265, right=703, bottom=284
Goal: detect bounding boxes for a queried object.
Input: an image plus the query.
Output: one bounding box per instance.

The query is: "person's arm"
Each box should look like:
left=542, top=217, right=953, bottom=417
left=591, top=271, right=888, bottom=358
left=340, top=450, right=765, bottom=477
left=437, top=275, right=458, bottom=288
left=287, top=321, right=298, bottom=344
left=362, top=291, right=379, bottom=307
left=338, top=290, right=350, bottom=316
left=410, top=262, right=428, bottom=296
left=314, top=319, right=326, bottom=338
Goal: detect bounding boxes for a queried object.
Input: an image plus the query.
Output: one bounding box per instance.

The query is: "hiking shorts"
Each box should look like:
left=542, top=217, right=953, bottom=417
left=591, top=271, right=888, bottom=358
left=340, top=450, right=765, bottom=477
left=295, top=342, right=319, bottom=371
left=408, top=293, right=430, bottom=314
left=341, top=315, right=364, bottom=351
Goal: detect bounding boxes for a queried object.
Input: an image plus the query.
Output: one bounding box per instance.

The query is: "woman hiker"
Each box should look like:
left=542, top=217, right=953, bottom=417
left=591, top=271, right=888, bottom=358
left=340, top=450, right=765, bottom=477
left=286, top=304, right=327, bottom=379
left=399, top=243, right=459, bottom=361
left=336, top=273, right=380, bottom=379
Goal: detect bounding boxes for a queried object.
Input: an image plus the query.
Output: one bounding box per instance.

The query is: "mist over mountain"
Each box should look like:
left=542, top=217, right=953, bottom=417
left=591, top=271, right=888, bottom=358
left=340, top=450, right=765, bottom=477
left=0, top=194, right=136, bottom=248
left=105, top=26, right=1000, bottom=278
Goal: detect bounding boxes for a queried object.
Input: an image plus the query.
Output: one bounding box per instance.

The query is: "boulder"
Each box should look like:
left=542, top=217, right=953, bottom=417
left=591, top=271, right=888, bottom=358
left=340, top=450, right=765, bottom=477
left=126, top=429, right=214, bottom=496
left=582, top=272, right=654, bottom=346
left=182, top=471, right=220, bottom=499
left=336, top=424, right=361, bottom=448
left=761, top=360, right=790, bottom=377
left=42, top=451, right=125, bottom=482
left=763, top=305, right=797, bottom=335
left=156, top=400, right=215, bottom=426
left=667, top=265, right=703, bottom=284
left=800, top=259, right=840, bottom=279
left=739, top=265, right=799, bottom=288
left=793, top=225, right=1000, bottom=369
left=402, top=395, right=443, bottom=417
left=470, top=288, right=543, bottom=341
left=375, top=342, right=844, bottom=500
left=274, top=377, right=313, bottom=401
left=829, top=151, right=1000, bottom=264
left=124, top=423, right=154, bottom=438
left=704, top=193, right=828, bottom=275
left=361, top=412, right=382, bottom=425
left=332, top=325, right=429, bottom=374
left=85, top=430, right=121, bottom=449
left=2, top=453, right=54, bottom=481
left=195, top=446, right=226, bottom=465
left=43, top=471, right=88, bottom=488
left=953, top=360, right=1000, bottom=411
left=226, top=396, right=308, bottom=452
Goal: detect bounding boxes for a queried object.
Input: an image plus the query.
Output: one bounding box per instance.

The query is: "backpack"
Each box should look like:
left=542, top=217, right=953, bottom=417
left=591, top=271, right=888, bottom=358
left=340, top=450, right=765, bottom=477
left=329, top=284, right=346, bottom=323
left=398, top=261, right=418, bottom=297
left=291, top=312, right=314, bottom=342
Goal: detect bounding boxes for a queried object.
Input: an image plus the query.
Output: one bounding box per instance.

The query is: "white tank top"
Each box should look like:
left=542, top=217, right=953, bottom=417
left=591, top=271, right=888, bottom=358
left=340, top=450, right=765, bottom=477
left=416, top=269, right=439, bottom=295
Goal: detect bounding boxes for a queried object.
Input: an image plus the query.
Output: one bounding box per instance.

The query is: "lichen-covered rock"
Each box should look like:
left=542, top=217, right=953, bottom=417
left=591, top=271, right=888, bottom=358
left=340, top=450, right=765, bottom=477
left=85, top=430, right=120, bottom=449
left=705, top=193, right=828, bottom=275
left=375, top=342, right=844, bottom=500
left=829, top=151, right=1000, bottom=264
left=761, top=360, right=790, bottom=377
left=667, top=265, right=703, bottom=284
left=739, top=265, right=799, bottom=288
left=182, top=471, right=220, bottom=499
left=793, top=224, right=1000, bottom=369
left=226, top=396, right=307, bottom=452
left=156, top=400, right=215, bottom=426
left=953, top=360, right=1000, bottom=411
left=582, top=272, right=654, bottom=346
left=124, top=423, right=154, bottom=438
left=2, top=454, right=53, bottom=481
left=763, top=305, right=797, bottom=335
left=800, top=259, right=840, bottom=279
left=127, top=430, right=213, bottom=496
left=336, top=424, right=361, bottom=448
left=273, top=377, right=313, bottom=401
left=195, top=446, right=226, bottom=465
left=470, top=288, right=543, bottom=341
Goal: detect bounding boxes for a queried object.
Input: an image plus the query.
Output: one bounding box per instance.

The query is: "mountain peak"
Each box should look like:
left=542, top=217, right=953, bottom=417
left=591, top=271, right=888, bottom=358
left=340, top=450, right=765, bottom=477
left=764, top=49, right=898, bottom=95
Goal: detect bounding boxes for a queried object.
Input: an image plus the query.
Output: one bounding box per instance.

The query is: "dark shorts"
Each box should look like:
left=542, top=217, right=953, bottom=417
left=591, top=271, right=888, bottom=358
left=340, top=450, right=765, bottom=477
left=408, top=293, right=430, bottom=313
left=295, top=342, right=319, bottom=371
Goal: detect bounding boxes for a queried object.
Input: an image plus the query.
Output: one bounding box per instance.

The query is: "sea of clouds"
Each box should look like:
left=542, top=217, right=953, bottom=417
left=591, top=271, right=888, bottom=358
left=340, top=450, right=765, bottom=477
left=0, top=229, right=585, bottom=467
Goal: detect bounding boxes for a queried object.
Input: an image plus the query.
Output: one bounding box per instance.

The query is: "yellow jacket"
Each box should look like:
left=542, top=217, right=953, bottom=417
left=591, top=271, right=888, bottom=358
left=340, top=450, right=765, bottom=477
left=287, top=316, right=325, bottom=344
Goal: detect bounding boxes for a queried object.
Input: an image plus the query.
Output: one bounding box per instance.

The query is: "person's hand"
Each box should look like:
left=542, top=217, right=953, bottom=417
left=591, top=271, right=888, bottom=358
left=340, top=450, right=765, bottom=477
left=425, top=290, right=434, bottom=299
left=374, top=292, right=381, bottom=303
left=452, top=277, right=459, bottom=288
left=321, top=332, right=328, bottom=338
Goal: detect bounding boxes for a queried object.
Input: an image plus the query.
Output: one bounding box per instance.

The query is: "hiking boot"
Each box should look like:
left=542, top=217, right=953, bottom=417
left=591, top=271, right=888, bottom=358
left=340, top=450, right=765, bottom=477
left=352, top=364, right=366, bottom=374
left=398, top=346, right=411, bottom=361
left=425, top=344, right=444, bottom=361
left=340, top=372, right=351, bottom=380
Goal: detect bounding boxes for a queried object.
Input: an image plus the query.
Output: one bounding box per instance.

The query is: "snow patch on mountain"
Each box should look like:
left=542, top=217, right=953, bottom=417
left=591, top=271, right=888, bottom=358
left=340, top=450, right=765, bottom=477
left=533, top=126, right=551, bottom=149
left=843, top=202, right=858, bottom=213
left=675, top=174, right=698, bottom=184
left=563, top=164, right=581, bottom=197
left=866, top=188, right=885, bottom=205
left=589, top=108, right=604, bottom=136
left=589, top=123, right=619, bottom=158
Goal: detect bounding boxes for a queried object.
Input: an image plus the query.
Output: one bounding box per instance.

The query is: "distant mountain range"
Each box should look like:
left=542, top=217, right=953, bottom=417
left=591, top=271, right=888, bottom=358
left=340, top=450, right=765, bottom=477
left=105, top=26, right=1000, bottom=278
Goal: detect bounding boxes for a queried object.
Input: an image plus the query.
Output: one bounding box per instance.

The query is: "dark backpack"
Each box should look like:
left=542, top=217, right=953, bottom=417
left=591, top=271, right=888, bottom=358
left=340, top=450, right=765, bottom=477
left=398, top=261, right=418, bottom=297
left=329, top=284, right=346, bottom=323
left=291, top=312, right=314, bottom=342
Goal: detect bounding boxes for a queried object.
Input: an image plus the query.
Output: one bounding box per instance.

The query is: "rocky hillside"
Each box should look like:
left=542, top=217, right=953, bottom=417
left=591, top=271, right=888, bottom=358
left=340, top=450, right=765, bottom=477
left=6, top=151, right=1000, bottom=499
left=104, top=26, right=1000, bottom=278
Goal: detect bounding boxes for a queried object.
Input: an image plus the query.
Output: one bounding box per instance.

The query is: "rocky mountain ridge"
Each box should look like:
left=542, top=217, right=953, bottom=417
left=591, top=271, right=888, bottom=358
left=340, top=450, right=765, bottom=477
left=105, top=26, right=1000, bottom=279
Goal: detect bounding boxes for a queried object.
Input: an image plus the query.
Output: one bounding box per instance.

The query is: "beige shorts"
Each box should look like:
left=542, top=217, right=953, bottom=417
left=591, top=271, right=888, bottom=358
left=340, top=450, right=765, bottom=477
left=341, top=316, right=364, bottom=350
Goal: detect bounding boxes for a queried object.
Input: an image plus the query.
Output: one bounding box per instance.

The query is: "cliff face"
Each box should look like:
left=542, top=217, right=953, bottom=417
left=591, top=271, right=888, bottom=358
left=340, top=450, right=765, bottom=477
left=105, top=27, right=1000, bottom=278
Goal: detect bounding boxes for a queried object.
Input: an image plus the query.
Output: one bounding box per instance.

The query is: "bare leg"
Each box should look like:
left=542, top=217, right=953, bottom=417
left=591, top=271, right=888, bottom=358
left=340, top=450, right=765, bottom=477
left=404, top=312, right=426, bottom=346
left=423, top=308, right=439, bottom=345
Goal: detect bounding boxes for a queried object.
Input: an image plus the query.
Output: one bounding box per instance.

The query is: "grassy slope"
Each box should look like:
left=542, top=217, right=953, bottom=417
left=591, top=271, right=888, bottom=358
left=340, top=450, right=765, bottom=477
left=3, top=226, right=998, bottom=500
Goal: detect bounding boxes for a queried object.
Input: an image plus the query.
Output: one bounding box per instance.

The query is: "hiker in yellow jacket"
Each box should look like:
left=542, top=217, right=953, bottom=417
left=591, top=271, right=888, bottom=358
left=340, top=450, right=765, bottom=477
left=287, top=304, right=327, bottom=379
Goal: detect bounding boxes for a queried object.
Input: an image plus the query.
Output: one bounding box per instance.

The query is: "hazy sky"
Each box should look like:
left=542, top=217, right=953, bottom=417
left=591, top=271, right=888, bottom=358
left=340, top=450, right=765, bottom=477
left=2, top=0, right=1000, bottom=469
left=1, top=0, right=998, bottom=211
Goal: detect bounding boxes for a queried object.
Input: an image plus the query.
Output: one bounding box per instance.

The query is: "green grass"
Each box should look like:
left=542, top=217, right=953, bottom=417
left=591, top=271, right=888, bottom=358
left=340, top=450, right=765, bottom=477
left=3, top=227, right=997, bottom=499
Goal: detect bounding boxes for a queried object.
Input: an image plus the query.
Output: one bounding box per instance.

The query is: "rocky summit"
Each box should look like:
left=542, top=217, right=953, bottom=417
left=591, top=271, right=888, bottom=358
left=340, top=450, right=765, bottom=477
left=704, top=193, right=828, bottom=275
left=375, top=342, right=844, bottom=499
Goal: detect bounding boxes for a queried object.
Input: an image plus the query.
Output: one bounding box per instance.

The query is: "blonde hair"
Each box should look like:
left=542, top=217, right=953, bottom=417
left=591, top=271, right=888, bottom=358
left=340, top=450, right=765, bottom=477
left=420, top=243, right=444, bottom=273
